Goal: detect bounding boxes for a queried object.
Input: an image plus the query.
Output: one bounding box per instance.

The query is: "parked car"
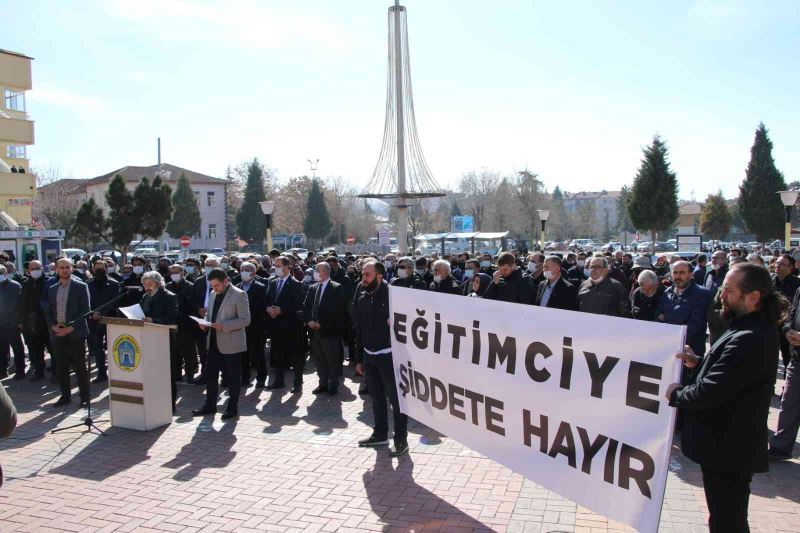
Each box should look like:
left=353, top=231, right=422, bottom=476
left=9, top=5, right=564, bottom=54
left=61, top=248, right=87, bottom=259
left=288, top=247, right=309, bottom=259
left=601, top=241, right=622, bottom=251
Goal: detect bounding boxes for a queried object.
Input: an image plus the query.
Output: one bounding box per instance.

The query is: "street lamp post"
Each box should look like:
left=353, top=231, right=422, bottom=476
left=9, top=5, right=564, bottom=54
left=260, top=200, right=276, bottom=253
left=778, top=190, right=799, bottom=251
left=537, top=209, right=550, bottom=251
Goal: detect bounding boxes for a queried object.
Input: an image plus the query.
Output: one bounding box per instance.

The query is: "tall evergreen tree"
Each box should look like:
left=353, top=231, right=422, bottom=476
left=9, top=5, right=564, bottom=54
left=304, top=178, right=332, bottom=249
left=549, top=186, right=570, bottom=240
left=700, top=192, right=732, bottom=240
left=450, top=200, right=462, bottom=218
left=166, top=173, right=201, bottom=238
left=615, top=185, right=634, bottom=233
left=738, top=123, right=787, bottom=241
left=627, top=135, right=680, bottom=252
left=235, top=158, right=266, bottom=245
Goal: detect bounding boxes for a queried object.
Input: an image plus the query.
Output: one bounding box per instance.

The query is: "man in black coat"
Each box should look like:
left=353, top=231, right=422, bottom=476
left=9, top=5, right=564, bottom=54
left=166, top=264, right=198, bottom=382
left=303, top=262, right=347, bottom=395
left=770, top=282, right=800, bottom=460
left=17, top=260, right=49, bottom=380
left=87, top=260, right=120, bottom=383
left=578, top=257, right=630, bottom=317
left=266, top=256, right=305, bottom=392
left=428, top=260, right=462, bottom=295
left=236, top=262, right=268, bottom=387
left=189, top=257, right=219, bottom=382
left=390, top=257, right=427, bottom=290
left=141, top=272, right=180, bottom=410
left=630, top=270, right=665, bottom=321
left=483, top=252, right=535, bottom=304
left=535, top=256, right=577, bottom=311
left=667, top=263, right=786, bottom=533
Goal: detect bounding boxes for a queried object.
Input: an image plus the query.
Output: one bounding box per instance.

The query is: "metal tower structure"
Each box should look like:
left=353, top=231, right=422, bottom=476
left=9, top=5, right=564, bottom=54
left=359, top=0, right=444, bottom=253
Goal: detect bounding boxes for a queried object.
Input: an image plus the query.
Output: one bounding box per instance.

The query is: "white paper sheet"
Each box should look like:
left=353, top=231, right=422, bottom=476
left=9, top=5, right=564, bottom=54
left=119, top=304, right=145, bottom=320
left=189, top=315, right=212, bottom=327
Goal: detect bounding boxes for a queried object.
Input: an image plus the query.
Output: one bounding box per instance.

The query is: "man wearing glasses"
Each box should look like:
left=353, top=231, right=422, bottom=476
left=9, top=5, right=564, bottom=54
left=577, top=256, right=630, bottom=317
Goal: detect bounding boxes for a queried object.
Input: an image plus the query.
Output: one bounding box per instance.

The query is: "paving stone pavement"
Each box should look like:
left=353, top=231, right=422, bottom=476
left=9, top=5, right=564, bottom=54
left=0, top=360, right=797, bottom=532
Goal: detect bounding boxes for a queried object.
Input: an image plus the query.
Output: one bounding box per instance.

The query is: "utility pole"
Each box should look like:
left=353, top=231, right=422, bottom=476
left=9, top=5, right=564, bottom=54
left=307, top=158, right=319, bottom=180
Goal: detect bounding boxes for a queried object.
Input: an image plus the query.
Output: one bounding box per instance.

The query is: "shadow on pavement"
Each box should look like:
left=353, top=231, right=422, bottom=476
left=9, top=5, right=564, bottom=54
left=162, top=421, right=237, bottom=481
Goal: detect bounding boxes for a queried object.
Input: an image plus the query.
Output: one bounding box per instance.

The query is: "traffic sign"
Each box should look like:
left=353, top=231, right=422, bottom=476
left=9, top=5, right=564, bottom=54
left=180, top=236, right=191, bottom=248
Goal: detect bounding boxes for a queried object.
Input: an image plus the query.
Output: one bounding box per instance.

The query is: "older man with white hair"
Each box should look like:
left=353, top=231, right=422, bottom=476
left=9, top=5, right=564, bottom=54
left=428, top=259, right=462, bottom=295
left=630, top=269, right=665, bottom=321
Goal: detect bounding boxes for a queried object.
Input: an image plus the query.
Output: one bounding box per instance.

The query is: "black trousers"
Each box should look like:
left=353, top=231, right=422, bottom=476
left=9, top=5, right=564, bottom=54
left=204, top=343, right=241, bottom=412
left=52, top=335, right=89, bottom=401
left=243, top=326, right=266, bottom=383
left=0, top=327, right=26, bottom=374
left=88, top=323, right=108, bottom=375
left=701, top=467, right=752, bottom=533
left=21, top=329, right=46, bottom=373
left=310, top=331, right=342, bottom=390
left=363, top=352, right=407, bottom=443
left=195, top=330, right=208, bottom=373
left=176, top=329, right=198, bottom=377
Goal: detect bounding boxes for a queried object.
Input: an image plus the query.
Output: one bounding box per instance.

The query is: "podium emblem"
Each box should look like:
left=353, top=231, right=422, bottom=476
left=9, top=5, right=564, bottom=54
left=112, top=334, right=141, bottom=372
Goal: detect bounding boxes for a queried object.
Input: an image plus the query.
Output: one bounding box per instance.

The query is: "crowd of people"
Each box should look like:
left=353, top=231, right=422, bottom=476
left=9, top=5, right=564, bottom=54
left=0, top=243, right=798, bottom=525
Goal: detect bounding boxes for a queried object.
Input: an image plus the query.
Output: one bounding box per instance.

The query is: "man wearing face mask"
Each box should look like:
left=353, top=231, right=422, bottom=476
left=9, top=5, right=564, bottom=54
left=156, top=257, right=172, bottom=278
left=522, top=252, right=545, bottom=287
left=141, top=271, right=180, bottom=412
left=390, top=257, right=427, bottom=290
left=236, top=261, right=268, bottom=388
left=86, top=260, right=120, bottom=383
left=119, top=255, right=147, bottom=306
left=166, top=264, right=199, bottom=383
left=184, top=258, right=202, bottom=282
left=414, top=257, right=434, bottom=287
left=478, top=254, right=495, bottom=276
left=567, top=252, right=589, bottom=285
left=428, top=260, right=462, bottom=295
left=18, top=260, right=49, bottom=380
left=383, top=253, right=397, bottom=282
left=535, top=256, right=578, bottom=311
left=484, top=252, right=535, bottom=304
left=105, top=258, right=122, bottom=282
left=578, top=256, right=630, bottom=317
left=189, top=257, right=220, bottom=383
left=303, top=262, right=347, bottom=395
left=460, top=259, right=482, bottom=296
left=265, top=256, right=305, bottom=392
left=704, top=250, right=728, bottom=294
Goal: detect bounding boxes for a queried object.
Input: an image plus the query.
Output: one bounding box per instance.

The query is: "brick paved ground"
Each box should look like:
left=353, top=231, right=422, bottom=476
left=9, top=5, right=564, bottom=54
left=0, top=360, right=798, bottom=533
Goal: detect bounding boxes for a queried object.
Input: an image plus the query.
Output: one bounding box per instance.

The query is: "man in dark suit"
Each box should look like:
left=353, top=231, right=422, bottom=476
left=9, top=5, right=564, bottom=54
left=17, top=260, right=49, bottom=380
left=189, top=257, right=219, bottom=383
left=236, top=261, right=268, bottom=387
left=303, top=262, right=346, bottom=395
left=535, top=256, right=578, bottom=311
left=667, top=263, right=787, bottom=533
left=87, top=259, right=120, bottom=383
left=141, top=271, right=180, bottom=411
left=166, top=264, right=198, bottom=382
left=45, top=258, right=92, bottom=408
left=266, top=256, right=304, bottom=392
left=772, top=254, right=800, bottom=369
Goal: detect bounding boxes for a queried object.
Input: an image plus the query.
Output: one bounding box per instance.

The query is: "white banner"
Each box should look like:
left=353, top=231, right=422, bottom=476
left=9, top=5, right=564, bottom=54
left=389, top=287, right=685, bottom=533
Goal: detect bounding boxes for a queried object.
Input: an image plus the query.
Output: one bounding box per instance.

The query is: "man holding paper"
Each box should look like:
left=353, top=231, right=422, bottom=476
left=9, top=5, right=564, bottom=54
left=192, top=268, right=250, bottom=420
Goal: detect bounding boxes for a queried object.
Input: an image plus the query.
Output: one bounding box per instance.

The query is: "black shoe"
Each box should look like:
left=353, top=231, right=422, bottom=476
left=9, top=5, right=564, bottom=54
left=53, top=397, right=71, bottom=407
left=13, top=372, right=26, bottom=381
left=172, top=405, right=177, bottom=415
left=191, top=407, right=217, bottom=416
left=358, top=435, right=389, bottom=447
left=192, top=374, right=205, bottom=385
left=255, top=380, right=265, bottom=389
left=390, top=441, right=409, bottom=457
left=327, top=388, right=338, bottom=396
left=79, top=399, right=90, bottom=408
left=312, top=386, right=328, bottom=395
left=221, top=410, right=238, bottom=420
left=768, top=448, right=791, bottom=461
left=92, top=374, right=108, bottom=384
left=291, top=386, right=302, bottom=394
left=30, top=372, right=45, bottom=382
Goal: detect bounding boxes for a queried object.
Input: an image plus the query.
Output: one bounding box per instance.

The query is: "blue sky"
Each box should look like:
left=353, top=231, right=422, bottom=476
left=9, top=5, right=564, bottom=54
left=5, top=0, right=799, bottom=200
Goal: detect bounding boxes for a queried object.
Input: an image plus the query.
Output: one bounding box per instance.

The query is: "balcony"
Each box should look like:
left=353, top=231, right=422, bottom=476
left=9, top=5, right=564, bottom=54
left=0, top=51, right=33, bottom=91
left=0, top=170, right=36, bottom=196
left=0, top=116, right=34, bottom=145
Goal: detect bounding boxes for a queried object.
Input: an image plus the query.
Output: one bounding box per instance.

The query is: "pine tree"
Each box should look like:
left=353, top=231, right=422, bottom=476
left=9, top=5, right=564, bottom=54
left=304, top=178, right=332, bottom=249
left=627, top=135, right=680, bottom=253
left=235, top=158, right=266, bottom=244
left=450, top=200, right=462, bottom=218
left=166, top=173, right=201, bottom=239
left=615, top=185, right=634, bottom=233
left=700, top=192, right=732, bottom=240
left=549, top=186, right=570, bottom=240
left=738, top=123, right=787, bottom=241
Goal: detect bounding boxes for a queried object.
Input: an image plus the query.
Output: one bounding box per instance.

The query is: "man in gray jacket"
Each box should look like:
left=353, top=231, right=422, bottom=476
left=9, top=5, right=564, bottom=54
left=192, top=268, right=250, bottom=420
left=578, top=256, right=630, bottom=317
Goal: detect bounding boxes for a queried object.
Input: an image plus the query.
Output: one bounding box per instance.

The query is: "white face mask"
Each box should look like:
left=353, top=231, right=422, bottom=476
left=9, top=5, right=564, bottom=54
left=77, top=268, right=86, bottom=274
left=480, top=260, right=491, bottom=268
left=527, top=262, right=537, bottom=272
left=107, top=265, right=116, bottom=273
left=241, top=271, right=252, bottom=281
left=133, top=266, right=144, bottom=275
left=434, top=275, right=443, bottom=283
left=221, top=262, right=229, bottom=270
left=385, top=260, right=393, bottom=269
left=313, top=271, right=321, bottom=282
left=30, top=269, right=43, bottom=279
left=274, top=267, right=285, bottom=278
left=185, top=266, right=195, bottom=274
left=464, top=270, right=475, bottom=279
left=170, top=273, right=182, bottom=283
left=397, top=269, right=408, bottom=279
left=711, top=263, right=721, bottom=271
left=415, top=268, right=426, bottom=276
left=577, top=260, right=585, bottom=268
left=304, top=275, right=312, bottom=282
left=543, top=270, right=554, bottom=280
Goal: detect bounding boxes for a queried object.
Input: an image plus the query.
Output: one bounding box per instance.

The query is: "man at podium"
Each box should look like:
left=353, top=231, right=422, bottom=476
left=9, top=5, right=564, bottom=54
left=140, top=272, right=179, bottom=412
left=192, top=268, right=251, bottom=420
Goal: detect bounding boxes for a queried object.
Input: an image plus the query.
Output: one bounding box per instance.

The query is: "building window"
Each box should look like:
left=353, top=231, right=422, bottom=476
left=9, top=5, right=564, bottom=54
left=193, top=191, right=200, bottom=205
left=6, top=145, right=26, bottom=159
left=208, top=224, right=217, bottom=239
left=4, top=89, right=25, bottom=112
left=207, top=191, right=215, bottom=207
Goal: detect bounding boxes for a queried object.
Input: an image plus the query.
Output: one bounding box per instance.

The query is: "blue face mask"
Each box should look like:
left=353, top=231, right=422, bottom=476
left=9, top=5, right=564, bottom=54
left=185, top=266, right=195, bottom=274
left=0, top=275, right=6, bottom=283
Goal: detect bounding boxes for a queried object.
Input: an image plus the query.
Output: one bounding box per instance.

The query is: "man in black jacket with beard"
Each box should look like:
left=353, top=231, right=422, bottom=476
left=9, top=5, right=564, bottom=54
left=484, top=252, right=534, bottom=304
left=18, top=260, right=49, bottom=380
left=667, top=263, right=787, bottom=533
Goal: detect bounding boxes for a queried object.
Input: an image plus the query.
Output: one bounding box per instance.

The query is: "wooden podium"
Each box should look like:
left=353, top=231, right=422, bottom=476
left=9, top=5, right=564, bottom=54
left=99, top=317, right=176, bottom=431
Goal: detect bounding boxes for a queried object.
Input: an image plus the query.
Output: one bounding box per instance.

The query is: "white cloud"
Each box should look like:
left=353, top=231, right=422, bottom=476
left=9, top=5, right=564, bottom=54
left=101, top=0, right=356, bottom=56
